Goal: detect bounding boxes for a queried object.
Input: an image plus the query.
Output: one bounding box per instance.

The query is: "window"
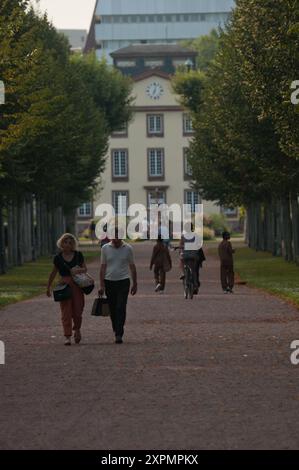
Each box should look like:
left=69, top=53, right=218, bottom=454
left=148, top=149, right=164, bottom=180
left=147, top=189, right=167, bottom=207
left=147, top=115, right=164, bottom=137
left=221, top=207, right=238, bottom=217
left=183, top=113, right=194, bottom=135
left=173, top=59, right=188, bottom=68
left=78, top=202, right=92, bottom=217
left=112, top=149, right=128, bottom=180
left=183, top=148, right=193, bottom=179
left=112, top=122, right=128, bottom=137
left=112, top=191, right=129, bottom=215
left=145, top=59, right=163, bottom=68
left=185, top=191, right=201, bottom=213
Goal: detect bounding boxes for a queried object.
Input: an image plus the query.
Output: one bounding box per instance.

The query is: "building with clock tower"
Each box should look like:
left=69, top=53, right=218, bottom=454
left=89, top=43, right=221, bottom=230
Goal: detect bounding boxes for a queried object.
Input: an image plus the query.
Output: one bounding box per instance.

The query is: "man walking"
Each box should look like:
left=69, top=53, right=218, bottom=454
left=218, top=231, right=235, bottom=293
left=99, top=228, right=137, bottom=344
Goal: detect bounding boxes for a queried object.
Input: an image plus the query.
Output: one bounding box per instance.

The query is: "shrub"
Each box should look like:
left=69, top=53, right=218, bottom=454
left=203, top=227, right=215, bottom=240
left=207, top=214, right=229, bottom=236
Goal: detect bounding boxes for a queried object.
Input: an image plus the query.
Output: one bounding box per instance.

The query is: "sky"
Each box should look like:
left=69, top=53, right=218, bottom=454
left=31, top=0, right=96, bottom=31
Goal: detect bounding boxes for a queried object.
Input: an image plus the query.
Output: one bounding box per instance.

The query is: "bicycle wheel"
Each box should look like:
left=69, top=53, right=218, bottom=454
left=186, top=266, right=194, bottom=300
left=183, top=266, right=189, bottom=299
left=188, top=276, right=194, bottom=300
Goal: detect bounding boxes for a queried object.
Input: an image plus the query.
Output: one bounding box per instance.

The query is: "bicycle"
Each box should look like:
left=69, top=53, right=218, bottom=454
left=174, top=246, right=198, bottom=300
left=183, top=259, right=195, bottom=300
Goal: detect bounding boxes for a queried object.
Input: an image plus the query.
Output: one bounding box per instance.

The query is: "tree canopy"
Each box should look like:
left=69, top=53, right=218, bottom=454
left=0, top=0, right=133, bottom=271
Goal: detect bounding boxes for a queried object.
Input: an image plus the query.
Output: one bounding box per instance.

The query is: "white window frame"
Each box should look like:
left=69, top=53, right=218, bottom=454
left=184, top=148, right=193, bottom=178
left=112, top=149, right=128, bottom=178
left=184, top=191, right=201, bottom=213
left=147, top=115, right=163, bottom=136
left=183, top=114, right=194, bottom=134
left=148, top=149, right=164, bottom=178
left=78, top=202, right=92, bottom=217
left=112, top=191, right=129, bottom=215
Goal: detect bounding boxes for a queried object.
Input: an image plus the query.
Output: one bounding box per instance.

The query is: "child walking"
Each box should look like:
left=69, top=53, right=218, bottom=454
left=150, top=236, right=172, bottom=293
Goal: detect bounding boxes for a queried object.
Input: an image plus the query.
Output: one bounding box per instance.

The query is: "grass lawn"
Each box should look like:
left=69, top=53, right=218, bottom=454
left=0, top=250, right=100, bottom=309
left=206, top=243, right=299, bottom=308
left=233, top=247, right=299, bottom=308
left=205, top=242, right=299, bottom=309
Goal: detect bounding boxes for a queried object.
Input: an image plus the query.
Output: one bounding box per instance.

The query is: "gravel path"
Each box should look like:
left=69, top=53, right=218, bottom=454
left=0, top=242, right=299, bottom=450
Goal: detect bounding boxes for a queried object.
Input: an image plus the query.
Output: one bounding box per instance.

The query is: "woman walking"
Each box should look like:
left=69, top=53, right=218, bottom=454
left=150, top=236, right=172, bottom=293
left=47, top=233, right=87, bottom=345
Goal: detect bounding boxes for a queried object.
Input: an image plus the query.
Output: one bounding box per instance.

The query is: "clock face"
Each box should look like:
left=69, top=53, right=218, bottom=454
left=146, top=82, right=164, bottom=100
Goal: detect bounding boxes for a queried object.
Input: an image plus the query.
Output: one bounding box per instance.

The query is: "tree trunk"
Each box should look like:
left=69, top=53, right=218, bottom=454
left=281, top=196, right=293, bottom=262
left=7, top=202, right=18, bottom=267
left=31, top=195, right=37, bottom=261
left=291, top=195, right=299, bottom=264
left=0, top=201, right=6, bottom=274
left=273, top=200, right=282, bottom=257
left=65, top=209, right=77, bottom=236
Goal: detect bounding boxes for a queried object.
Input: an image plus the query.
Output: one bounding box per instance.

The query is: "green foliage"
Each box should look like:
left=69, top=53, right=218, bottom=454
left=205, top=214, right=230, bottom=236
left=71, top=53, right=134, bottom=134
left=233, top=0, right=299, bottom=159
left=172, top=70, right=205, bottom=114
left=0, top=2, right=133, bottom=213
left=203, top=227, right=215, bottom=241
left=174, top=1, right=299, bottom=209
left=182, top=29, right=220, bottom=72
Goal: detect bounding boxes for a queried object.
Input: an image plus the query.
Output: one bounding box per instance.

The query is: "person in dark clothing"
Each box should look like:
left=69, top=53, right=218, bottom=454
left=195, top=248, right=206, bottom=289
left=218, top=231, right=235, bottom=293
left=150, top=236, right=172, bottom=293
left=89, top=220, right=97, bottom=244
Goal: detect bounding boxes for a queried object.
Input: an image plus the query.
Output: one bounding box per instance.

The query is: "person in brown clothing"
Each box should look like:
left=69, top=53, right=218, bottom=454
left=218, top=231, right=235, bottom=293
left=150, top=236, right=172, bottom=293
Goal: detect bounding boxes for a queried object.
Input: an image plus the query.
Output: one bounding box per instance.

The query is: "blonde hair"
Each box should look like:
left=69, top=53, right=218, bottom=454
left=56, top=233, right=78, bottom=251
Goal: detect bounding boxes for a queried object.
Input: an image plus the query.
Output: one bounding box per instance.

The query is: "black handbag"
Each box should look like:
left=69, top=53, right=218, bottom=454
left=53, top=283, right=72, bottom=302
left=82, top=284, right=95, bottom=295
left=91, top=297, right=111, bottom=317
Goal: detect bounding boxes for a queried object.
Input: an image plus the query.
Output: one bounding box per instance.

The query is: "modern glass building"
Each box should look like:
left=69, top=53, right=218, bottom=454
left=85, top=0, right=235, bottom=62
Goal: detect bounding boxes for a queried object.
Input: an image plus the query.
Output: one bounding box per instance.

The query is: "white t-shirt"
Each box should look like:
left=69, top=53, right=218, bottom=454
left=101, top=242, right=134, bottom=281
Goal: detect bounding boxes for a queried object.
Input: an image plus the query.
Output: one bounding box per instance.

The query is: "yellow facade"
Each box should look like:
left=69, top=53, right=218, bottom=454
left=94, top=72, right=220, bottom=216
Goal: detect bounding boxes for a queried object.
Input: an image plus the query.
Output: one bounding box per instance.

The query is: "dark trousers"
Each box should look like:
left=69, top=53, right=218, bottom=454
left=105, top=279, right=130, bottom=337
left=154, top=266, right=166, bottom=290
left=221, top=263, right=234, bottom=290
